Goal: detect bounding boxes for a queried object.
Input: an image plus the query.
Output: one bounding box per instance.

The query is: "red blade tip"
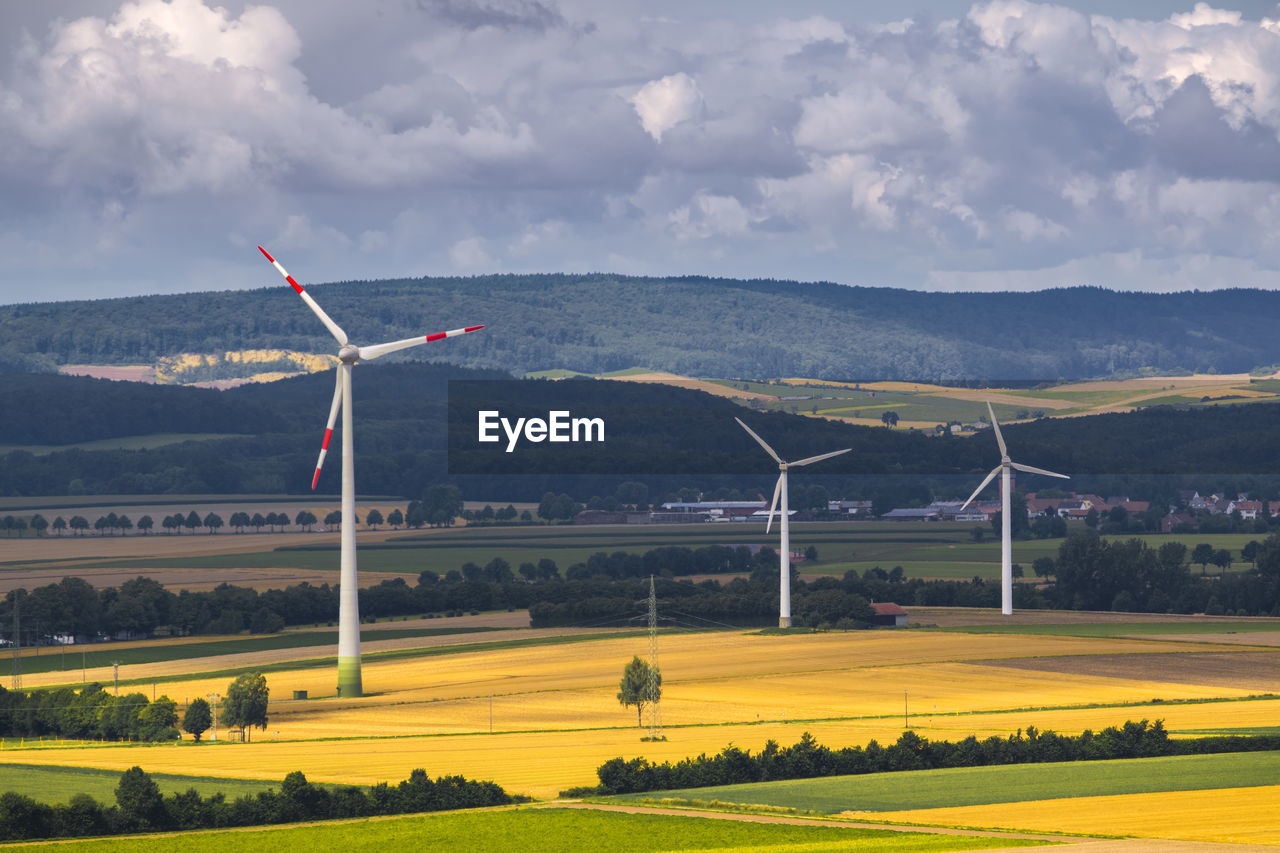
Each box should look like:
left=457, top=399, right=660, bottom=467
left=258, top=245, right=274, bottom=262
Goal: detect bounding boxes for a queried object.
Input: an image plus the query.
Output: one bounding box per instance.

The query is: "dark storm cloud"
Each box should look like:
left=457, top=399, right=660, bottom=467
left=5, top=0, right=1280, bottom=302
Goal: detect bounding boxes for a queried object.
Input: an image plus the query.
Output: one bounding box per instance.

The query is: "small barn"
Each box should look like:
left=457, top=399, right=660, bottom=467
left=871, top=602, right=909, bottom=627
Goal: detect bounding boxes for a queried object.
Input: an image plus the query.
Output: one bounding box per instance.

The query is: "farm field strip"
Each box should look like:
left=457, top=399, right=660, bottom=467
left=614, top=751, right=1280, bottom=813
left=11, top=805, right=1046, bottom=853
left=0, top=762, right=297, bottom=805
left=10, top=696, right=1280, bottom=803
left=8, top=629, right=1280, bottom=802
left=872, top=785, right=1280, bottom=846
left=19, top=626, right=639, bottom=692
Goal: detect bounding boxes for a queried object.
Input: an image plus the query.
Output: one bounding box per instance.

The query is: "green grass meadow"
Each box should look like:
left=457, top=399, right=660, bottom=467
left=20, top=806, right=1046, bottom=852
left=614, top=751, right=1280, bottom=814
left=0, top=763, right=286, bottom=805
left=48, top=521, right=1272, bottom=583
left=5, top=626, right=500, bottom=678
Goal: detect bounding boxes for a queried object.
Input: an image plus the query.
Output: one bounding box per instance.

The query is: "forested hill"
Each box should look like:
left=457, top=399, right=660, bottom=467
left=2, top=275, right=1278, bottom=380
left=9, top=364, right=1280, bottom=499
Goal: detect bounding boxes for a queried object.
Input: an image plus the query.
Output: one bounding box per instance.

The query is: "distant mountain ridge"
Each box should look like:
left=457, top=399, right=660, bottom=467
left=2, top=274, right=1277, bottom=380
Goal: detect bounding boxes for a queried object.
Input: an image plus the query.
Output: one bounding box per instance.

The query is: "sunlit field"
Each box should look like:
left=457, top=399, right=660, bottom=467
left=873, top=784, right=1280, bottom=846
left=5, top=625, right=1279, bottom=804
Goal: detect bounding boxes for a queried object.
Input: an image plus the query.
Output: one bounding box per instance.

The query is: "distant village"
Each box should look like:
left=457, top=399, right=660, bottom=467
left=575, top=489, right=1267, bottom=534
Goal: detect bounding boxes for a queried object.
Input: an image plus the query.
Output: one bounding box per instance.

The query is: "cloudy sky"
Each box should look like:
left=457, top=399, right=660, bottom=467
left=4, top=0, right=1280, bottom=304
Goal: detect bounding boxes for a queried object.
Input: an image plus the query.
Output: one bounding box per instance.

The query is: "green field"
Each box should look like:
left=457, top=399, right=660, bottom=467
left=0, top=433, right=241, bottom=457
left=48, top=521, right=1269, bottom=583
left=22, top=805, right=1045, bottom=852
left=0, top=763, right=296, bottom=805
left=4, top=626, right=499, bottom=678
left=614, top=751, right=1280, bottom=814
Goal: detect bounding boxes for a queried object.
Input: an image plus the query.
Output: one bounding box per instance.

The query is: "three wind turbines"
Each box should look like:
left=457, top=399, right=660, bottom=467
left=960, top=402, right=1069, bottom=616
left=735, top=417, right=850, bottom=628
left=259, top=246, right=483, bottom=697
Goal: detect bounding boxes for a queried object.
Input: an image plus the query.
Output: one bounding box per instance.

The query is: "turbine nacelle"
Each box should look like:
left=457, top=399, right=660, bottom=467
left=339, top=344, right=360, bottom=364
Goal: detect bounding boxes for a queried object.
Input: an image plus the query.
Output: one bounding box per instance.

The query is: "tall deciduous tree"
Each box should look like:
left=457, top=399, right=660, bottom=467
left=182, top=697, right=212, bottom=742
left=221, top=672, right=269, bottom=742
left=617, top=655, right=661, bottom=728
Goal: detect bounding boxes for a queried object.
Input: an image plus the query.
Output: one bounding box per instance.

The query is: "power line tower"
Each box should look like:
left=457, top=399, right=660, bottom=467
left=11, top=591, right=21, bottom=691
left=644, top=575, right=664, bottom=741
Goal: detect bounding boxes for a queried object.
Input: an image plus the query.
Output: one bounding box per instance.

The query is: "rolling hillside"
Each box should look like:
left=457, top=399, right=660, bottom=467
left=4, top=276, right=1280, bottom=380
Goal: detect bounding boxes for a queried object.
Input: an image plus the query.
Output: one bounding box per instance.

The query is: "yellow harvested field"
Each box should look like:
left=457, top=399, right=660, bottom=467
left=873, top=785, right=1280, bottom=845
left=7, top=629, right=1280, bottom=801
left=605, top=372, right=777, bottom=400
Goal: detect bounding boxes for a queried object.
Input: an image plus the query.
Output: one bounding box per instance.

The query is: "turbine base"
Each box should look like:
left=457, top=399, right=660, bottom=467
left=337, top=658, right=363, bottom=698
left=779, top=616, right=792, bottom=629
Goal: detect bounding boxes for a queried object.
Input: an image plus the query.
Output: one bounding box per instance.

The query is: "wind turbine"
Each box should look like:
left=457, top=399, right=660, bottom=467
left=259, top=246, right=484, bottom=697
left=735, top=417, right=850, bottom=628
left=960, top=402, right=1068, bottom=616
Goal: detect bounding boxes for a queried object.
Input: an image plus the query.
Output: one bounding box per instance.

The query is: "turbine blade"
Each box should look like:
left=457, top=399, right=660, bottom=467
left=959, top=466, right=1002, bottom=511
left=1011, top=461, right=1070, bottom=480
left=988, top=401, right=1007, bottom=457
left=790, top=447, right=851, bottom=468
left=766, top=475, right=782, bottom=534
left=258, top=246, right=348, bottom=346
left=735, top=417, right=782, bottom=464
left=357, top=325, right=485, bottom=361
left=312, top=369, right=343, bottom=490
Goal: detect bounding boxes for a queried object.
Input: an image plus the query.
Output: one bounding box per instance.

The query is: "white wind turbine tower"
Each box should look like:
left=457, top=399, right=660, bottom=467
left=259, top=246, right=484, bottom=697
left=735, top=417, right=850, bottom=628
left=960, top=402, right=1069, bottom=616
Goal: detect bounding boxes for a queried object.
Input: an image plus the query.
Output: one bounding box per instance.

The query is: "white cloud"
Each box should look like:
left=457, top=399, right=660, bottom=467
left=631, top=72, right=703, bottom=141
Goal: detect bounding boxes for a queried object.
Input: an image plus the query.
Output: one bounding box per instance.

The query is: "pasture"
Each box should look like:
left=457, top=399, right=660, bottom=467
left=9, top=806, right=1047, bottom=852
left=614, top=751, right=1280, bottom=812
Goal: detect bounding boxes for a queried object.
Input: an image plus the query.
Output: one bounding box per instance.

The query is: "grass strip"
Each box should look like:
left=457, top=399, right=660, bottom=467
left=7, top=626, right=501, bottom=676
left=10, top=805, right=1047, bottom=852
left=0, top=763, right=318, bottom=805
left=610, top=751, right=1280, bottom=813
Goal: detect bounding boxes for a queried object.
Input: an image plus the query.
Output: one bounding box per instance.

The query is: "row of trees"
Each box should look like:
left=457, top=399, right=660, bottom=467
left=0, top=684, right=178, bottom=742
left=0, top=672, right=265, bottom=743
left=36, top=508, right=414, bottom=538
left=583, top=720, right=1280, bottom=795
left=1037, top=530, right=1280, bottom=615
left=0, top=765, right=516, bottom=842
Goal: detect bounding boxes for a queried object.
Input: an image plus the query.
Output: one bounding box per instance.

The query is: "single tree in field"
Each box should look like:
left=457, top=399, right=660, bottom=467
left=387, top=508, right=404, bottom=530
left=137, top=515, right=153, bottom=535
left=204, top=513, right=223, bottom=534
left=1212, top=548, right=1232, bottom=576
left=30, top=514, right=47, bottom=537
left=1192, top=543, right=1215, bottom=575
left=1243, top=539, right=1260, bottom=568
left=880, top=410, right=899, bottom=427
left=184, top=510, right=201, bottom=535
left=182, top=697, right=212, bottom=742
left=366, top=508, right=384, bottom=530
left=324, top=510, right=342, bottom=529
left=294, top=510, right=316, bottom=532
left=251, top=512, right=266, bottom=532
left=70, top=515, right=89, bottom=536
left=52, top=516, right=67, bottom=536
left=617, top=655, right=661, bottom=728
left=222, top=672, right=269, bottom=742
